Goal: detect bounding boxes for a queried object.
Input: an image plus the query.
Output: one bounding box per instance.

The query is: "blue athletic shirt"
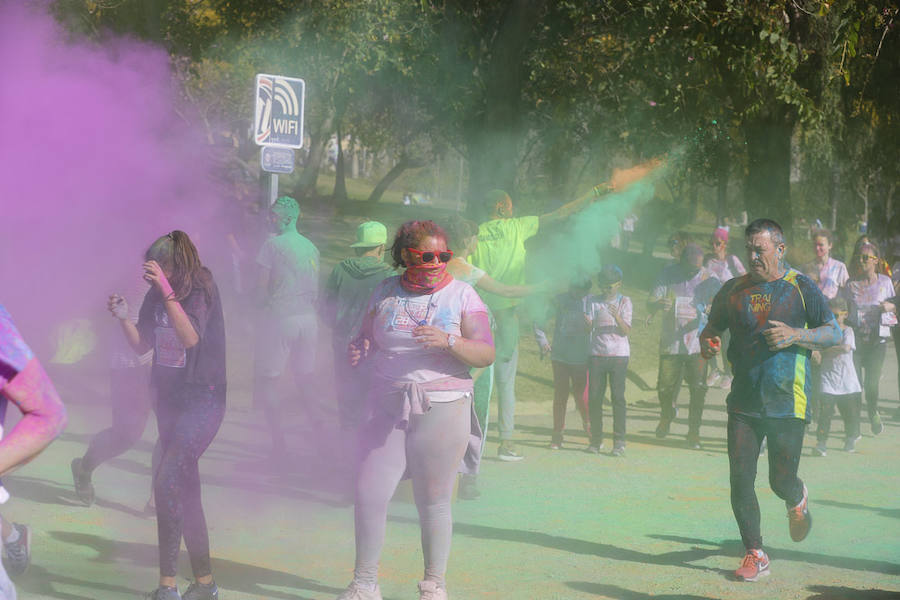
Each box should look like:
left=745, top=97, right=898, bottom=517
left=706, top=268, right=833, bottom=420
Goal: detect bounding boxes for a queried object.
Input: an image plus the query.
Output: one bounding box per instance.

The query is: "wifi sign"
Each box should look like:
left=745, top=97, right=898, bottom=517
left=254, top=73, right=305, bottom=149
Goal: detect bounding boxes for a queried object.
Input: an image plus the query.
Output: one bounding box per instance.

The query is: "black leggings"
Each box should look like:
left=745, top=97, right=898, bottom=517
left=154, top=385, right=225, bottom=578
left=82, top=367, right=158, bottom=474
left=728, top=413, right=805, bottom=551
left=853, top=337, right=886, bottom=418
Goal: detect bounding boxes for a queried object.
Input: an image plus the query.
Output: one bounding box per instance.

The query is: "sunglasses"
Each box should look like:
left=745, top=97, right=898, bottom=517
left=859, top=254, right=877, bottom=262
left=407, top=247, right=453, bottom=263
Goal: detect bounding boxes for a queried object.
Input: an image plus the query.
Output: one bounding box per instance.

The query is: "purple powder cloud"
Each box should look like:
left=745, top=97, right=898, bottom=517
left=0, top=2, right=230, bottom=353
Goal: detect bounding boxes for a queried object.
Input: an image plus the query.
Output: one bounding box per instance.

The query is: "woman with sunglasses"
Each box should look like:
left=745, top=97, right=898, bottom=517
left=109, top=231, right=225, bottom=600
left=338, top=220, right=494, bottom=600
left=842, top=241, right=896, bottom=436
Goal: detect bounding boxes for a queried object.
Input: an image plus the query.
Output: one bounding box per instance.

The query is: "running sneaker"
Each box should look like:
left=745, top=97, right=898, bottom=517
left=871, top=412, right=884, bottom=435
left=787, top=483, right=812, bottom=542
left=812, top=444, right=827, bottom=457
left=706, top=369, right=722, bottom=388
left=497, top=441, right=524, bottom=462
left=457, top=474, right=481, bottom=501
left=734, top=549, right=770, bottom=582
left=70, top=458, right=95, bottom=506
left=655, top=419, right=671, bottom=439
left=2, top=523, right=31, bottom=576
left=335, top=581, right=383, bottom=600
left=417, top=580, right=448, bottom=600
left=182, top=580, right=218, bottom=600
left=843, top=435, right=861, bottom=453
left=584, top=444, right=605, bottom=454
left=548, top=441, right=561, bottom=450
left=686, top=435, right=702, bottom=450
left=145, top=586, right=181, bottom=600
left=610, top=443, right=625, bottom=457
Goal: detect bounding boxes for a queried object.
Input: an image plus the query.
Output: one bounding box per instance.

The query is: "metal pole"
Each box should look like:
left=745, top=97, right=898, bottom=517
left=269, top=173, right=279, bottom=205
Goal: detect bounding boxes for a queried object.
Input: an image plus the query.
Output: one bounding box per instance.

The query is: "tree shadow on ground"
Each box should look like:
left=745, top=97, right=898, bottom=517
left=626, top=369, right=655, bottom=391
left=16, top=564, right=144, bottom=600
left=388, top=515, right=723, bottom=573
left=8, top=473, right=151, bottom=518
left=511, top=423, right=728, bottom=454
left=568, top=581, right=717, bottom=599
left=515, top=369, right=658, bottom=392
left=99, top=447, right=352, bottom=509
left=804, top=585, right=900, bottom=599
left=514, top=370, right=554, bottom=388
left=47, top=531, right=342, bottom=600
left=816, top=498, right=900, bottom=519
left=5, top=476, right=84, bottom=508
left=650, top=534, right=900, bottom=576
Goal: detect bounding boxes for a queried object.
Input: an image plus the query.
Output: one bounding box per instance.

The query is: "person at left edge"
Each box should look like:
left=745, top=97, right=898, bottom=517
left=0, top=304, right=67, bottom=598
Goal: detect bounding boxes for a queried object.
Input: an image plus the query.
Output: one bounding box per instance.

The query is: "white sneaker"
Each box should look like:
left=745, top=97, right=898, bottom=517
left=336, top=581, right=382, bottom=600
left=418, top=580, right=448, bottom=600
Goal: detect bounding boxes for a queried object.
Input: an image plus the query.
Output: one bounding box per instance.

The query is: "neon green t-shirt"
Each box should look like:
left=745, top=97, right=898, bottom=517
left=470, top=216, right=539, bottom=311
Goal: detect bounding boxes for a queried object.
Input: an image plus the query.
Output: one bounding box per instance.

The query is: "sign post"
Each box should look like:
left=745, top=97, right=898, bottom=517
left=254, top=73, right=305, bottom=205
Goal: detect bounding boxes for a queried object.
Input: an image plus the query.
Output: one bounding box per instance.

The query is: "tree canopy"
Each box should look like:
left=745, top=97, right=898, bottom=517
left=54, top=0, right=899, bottom=234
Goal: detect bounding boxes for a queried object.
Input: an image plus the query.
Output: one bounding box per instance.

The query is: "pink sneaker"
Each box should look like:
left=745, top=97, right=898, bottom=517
left=787, top=484, right=812, bottom=542
left=734, top=549, right=770, bottom=581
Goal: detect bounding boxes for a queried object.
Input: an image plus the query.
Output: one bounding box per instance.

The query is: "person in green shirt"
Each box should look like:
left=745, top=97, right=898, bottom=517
left=471, top=160, right=662, bottom=460
left=255, top=196, right=320, bottom=459
left=321, top=221, right=396, bottom=430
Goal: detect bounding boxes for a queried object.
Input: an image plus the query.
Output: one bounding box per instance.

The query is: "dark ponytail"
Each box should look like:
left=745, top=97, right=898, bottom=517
left=146, top=230, right=214, bottom=303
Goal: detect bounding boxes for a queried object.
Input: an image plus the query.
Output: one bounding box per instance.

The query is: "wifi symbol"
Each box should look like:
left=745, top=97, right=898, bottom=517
left=274, top=78, right=300, bottom=117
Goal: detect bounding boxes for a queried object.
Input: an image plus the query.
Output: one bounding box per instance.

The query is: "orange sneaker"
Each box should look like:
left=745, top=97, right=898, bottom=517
left=788, top=483, right=812, bottom=542
left=734, top=549, right=770, bottom=582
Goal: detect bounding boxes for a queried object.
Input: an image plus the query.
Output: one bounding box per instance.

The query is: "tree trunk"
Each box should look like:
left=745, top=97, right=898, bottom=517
left=298, top=112, right=334, bottom=199
left=367, top=155, right=427, bottom=203
left=463, top=0, right=548, bottom=219
left=743, top=111, right=795, bottom=239
left=715, top=156, right=729, bottom=226
left=829, top=167, right=840, bottom=231
left=687, top=175, right=699, bottom=224
left=351, top=137, right=360, bottom=179
left=333, top=122, right=348, bottom=202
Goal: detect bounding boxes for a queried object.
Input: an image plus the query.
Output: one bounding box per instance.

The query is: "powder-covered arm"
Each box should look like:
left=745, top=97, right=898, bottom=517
left=762, top=318, right=842, bottom=351
left=0, top=360, right=67, bottom=476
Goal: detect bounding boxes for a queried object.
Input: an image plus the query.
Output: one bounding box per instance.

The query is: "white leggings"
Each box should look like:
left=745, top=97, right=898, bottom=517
left=353, top=396, right=471, bottom=588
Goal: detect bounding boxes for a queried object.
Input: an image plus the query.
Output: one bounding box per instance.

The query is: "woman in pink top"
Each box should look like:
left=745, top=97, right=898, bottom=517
left=842, top=241, right=896, bottom=435
left=340, top=221, right=494, bottom=600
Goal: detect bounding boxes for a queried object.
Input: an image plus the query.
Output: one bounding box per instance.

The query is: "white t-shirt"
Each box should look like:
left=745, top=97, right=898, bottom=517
left=821, top=326, right=862, bottom=395
left=843, top=274, right=896, bottom=339
left=368, top=276, right=488, bottom=397
left=585, top=294, right=632, bottom=357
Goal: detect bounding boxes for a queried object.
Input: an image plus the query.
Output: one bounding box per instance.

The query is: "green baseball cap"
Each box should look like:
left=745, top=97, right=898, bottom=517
left=350, top=221, right=388, bottom=248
